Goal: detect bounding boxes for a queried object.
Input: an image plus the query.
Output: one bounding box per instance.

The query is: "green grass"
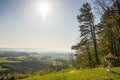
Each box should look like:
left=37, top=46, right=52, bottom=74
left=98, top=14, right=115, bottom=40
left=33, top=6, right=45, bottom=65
left=22, top=67, right=120, bottom=80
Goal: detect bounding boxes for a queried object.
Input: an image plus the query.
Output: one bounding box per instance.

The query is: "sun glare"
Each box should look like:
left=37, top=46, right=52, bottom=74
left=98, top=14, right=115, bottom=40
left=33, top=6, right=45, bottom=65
left=39, top=2, right=50, bottom=19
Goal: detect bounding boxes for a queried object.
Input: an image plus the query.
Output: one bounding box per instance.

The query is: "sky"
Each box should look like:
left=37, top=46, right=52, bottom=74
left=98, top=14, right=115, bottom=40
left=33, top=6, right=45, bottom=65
left=0, top=0, right=99, bottom=52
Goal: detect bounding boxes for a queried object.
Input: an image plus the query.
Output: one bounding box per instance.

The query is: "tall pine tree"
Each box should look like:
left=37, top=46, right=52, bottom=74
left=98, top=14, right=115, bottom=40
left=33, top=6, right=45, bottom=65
left=72, top=2, right=100, bottom=66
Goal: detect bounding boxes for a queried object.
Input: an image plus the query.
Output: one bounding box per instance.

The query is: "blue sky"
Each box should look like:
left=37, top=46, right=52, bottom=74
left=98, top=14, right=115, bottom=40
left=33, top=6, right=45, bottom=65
left=0, top=0, right=99, bottom=51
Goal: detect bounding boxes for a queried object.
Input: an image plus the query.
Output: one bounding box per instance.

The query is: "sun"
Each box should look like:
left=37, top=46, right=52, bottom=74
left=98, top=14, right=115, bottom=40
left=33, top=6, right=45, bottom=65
left=39, top=2, right=50, bottom=19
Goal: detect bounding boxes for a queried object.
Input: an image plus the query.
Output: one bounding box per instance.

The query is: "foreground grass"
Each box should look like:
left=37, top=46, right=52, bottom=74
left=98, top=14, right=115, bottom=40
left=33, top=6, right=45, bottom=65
left=22, top=67, right=120, bottom=80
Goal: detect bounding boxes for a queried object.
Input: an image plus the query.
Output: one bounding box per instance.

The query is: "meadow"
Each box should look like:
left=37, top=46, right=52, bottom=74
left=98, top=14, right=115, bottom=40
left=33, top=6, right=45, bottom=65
left=22, top=67, right=120, bottom=80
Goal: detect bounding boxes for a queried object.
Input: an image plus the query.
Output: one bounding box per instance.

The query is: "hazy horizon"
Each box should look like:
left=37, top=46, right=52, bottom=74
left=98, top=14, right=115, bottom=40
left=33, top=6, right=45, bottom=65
left=0, top=48, right=75, bottom=53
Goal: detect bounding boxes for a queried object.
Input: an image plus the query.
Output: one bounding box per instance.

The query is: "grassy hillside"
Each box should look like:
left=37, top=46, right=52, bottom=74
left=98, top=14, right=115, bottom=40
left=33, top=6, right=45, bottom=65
left=22, top=67, right=120, bottom=80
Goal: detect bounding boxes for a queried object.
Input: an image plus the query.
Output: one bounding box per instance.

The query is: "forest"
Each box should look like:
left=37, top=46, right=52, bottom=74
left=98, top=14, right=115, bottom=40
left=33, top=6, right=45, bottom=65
left=71, top=0, right=120, bottom=68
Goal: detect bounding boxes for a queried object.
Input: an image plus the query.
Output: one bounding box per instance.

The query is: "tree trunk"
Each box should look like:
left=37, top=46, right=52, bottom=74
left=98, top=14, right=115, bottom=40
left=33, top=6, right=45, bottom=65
left=93, top=31, right=100, bottom=65
left=86, top=44, right=92, bottom=68
left=90, top=23, right=100, bottom=65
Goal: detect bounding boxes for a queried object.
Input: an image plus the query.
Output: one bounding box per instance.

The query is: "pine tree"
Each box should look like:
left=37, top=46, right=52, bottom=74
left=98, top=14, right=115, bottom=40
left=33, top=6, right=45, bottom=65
left=97, top=0, right=120, bottom=65
left=72, top=2, right=100, bottom=67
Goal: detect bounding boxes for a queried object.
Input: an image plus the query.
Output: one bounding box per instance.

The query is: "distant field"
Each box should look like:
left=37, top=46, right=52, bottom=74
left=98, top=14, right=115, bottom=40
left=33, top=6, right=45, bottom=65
left=23, top=67, right=120, bottom=80
left=0, top=57, right=21, bottom=63
left=0, top=66, right=8, bottom=71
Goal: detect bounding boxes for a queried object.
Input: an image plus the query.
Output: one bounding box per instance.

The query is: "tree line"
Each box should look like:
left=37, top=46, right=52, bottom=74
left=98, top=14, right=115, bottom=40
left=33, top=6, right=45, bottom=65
left=71, top=0, right=120, bottom=68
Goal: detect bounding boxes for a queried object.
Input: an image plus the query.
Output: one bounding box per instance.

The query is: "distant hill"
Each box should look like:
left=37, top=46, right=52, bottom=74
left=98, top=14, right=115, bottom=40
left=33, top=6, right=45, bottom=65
left=0, top=48, right=73, bottom=54
left=0, top=48, right=74, bottom=59
left=0, top=51, right=29, bottom=57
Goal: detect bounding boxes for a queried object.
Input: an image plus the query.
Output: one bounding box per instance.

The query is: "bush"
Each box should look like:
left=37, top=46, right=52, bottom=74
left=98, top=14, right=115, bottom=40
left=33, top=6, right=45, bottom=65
left=0, top=77, right=4, bottom=80
left=9, top=76, right=15, bottom=80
